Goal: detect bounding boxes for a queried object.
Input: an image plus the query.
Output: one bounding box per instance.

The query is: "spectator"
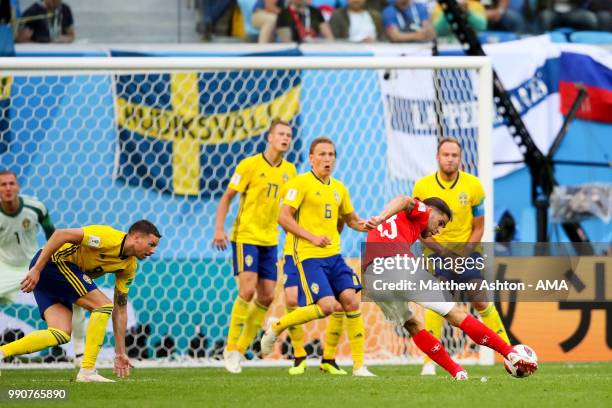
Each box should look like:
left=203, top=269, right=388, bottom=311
left=483, top=0, right=525, bottom=32
left=16, top=0, right=74, bottom=43
left=382, top=0, right=435, bottom=42
left=431, top=0, right=488, bottom=36
left=198, top=0, right=236, bottom=40
left=330, top=0, right=385, bottom=42
left=252, top=0, right=284, bottom=43
left=588, top=0, right=611, bottom=31
left=539, top=0, right=598, bottom=31
left=365, top=0, right=389, bottom=13
left=276, top=0, right=334, bottom=42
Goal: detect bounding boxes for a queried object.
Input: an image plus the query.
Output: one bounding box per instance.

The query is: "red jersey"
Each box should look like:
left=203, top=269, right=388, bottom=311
left=364, top=200, right=430, bottom=266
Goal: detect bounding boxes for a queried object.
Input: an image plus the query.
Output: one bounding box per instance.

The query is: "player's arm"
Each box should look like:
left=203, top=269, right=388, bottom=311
left=213, top=188, right=239, bottom=250
left=112, top=287, right=131, bottom=378
left=342, top=211, right=371, bottom=232
left=365, top=195, right=416, bottom=229
left=278, top=204, right=331, bottom=248
left=463, top=215, right=484, bottom=255
left=21, top=228, right=83, bottom=293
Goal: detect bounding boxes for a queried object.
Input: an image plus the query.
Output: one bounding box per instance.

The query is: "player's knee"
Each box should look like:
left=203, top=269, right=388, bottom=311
left=285, top=295, right=298, bottom=308
left=317, top=301, right=335, bottom=316
left=445, top=306, right=467, bottom=327
left=403, top=318, right=423, bottom=337
left=257, top=293, right=274, bottom=307
left=340, top=297, right=359, bottom=313
left=238, top=287, right=255, bottom=302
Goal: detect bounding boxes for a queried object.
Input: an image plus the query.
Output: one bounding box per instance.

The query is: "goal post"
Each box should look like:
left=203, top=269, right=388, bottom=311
left=0, top=56, right=493, bottom=367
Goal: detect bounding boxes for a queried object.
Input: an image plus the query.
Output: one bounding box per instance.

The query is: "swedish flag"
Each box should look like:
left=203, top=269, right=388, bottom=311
left=0, top=75, right=12, bottom=155
left=115, top=68, right=301, bottom=197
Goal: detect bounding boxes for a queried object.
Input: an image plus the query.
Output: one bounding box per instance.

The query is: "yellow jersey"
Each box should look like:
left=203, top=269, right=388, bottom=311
left=52, top=225, right=137, bottom=294
left=282, top=171, right=354, bottom=260
left=229, top=153, right=296, bottom=246
left=412, top=170, right=485, bottom=246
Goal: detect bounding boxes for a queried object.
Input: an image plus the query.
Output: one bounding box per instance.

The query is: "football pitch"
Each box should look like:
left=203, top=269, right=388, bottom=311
left=1, top=362, right=610, bottom=407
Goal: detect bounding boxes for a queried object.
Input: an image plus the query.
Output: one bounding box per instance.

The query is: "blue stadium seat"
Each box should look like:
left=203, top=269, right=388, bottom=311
left=478, top=31, right=520, bottom=44
left=570, top=31, right=612, bottom=44
left=548, top=31, right=569, bottom=43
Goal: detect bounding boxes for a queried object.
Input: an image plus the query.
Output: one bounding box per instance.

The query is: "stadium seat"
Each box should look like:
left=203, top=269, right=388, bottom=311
left=549, top=28, right=573, bottom=42
left=569, top=31, right=612, bottom=45
left=477, top=31, right=520, bottom=44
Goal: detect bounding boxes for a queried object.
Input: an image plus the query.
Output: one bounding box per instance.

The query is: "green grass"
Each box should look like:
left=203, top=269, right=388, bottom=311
left=1, top=362, right=611, bottom=407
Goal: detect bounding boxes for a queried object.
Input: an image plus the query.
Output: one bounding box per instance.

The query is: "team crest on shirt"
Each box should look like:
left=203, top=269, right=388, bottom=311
left=282, top=173, right=290, bottom=183
left=459, top=192, right=469, bottom=206
left=245, top=255, right=254, bottom=267
left=83, top=275, right=93, bottom=284
left=334, top=190, right=340, bottom=203
left=311, top=283, right=319, bottom=294
left=22, top=218, right=31, bottom=230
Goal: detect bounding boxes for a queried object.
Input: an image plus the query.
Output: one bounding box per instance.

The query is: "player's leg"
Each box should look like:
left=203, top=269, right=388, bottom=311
left=71, top=305, right=86, bottom=367
left=332, top=256, right=374, bottom=376
left=443, top=303, right=536, bottom=372
left=0, top=303, right=72, bottom=360
left=261, top=258, right=334, bottom=355
left=410, top=302, right=467, bottom=379
left=236, top=245, right=277, bottom=357
left=472, top=300, right=511, bottom=345
left=226, top=242, right=258, bottom=354
left=320, top=301, right=346, bottom=375
left=421, top=255, right=448, bottom=375
left=283, top=255, right=308, bottom=375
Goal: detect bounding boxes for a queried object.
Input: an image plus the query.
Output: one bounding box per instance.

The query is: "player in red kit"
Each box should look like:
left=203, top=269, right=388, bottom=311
left=364, top=195, right=537, bottom=380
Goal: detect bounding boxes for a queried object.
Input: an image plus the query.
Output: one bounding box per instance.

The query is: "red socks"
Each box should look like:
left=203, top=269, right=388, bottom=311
left=460, top=314, right=513, bottom=357
left=413, top=330, right=463, bottom=377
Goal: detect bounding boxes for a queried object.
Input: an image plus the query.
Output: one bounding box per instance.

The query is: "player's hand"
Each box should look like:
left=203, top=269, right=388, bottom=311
left=212, top=229, right=229, bottom=251
left=365, top=216, right=383, bottom=230
left=20, top=268, right=41, bottom=293
left=113, top=353, right=133, bottom=378
left=310, top=235, right=331, bottom=248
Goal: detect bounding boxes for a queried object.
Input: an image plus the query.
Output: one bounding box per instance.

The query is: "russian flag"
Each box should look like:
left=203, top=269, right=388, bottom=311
left=559, top=50, right=612, bottom=123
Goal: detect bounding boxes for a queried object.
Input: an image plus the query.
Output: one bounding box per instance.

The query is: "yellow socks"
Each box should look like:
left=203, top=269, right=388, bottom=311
left=81, top=304, right=113, bottom=369
left=226, top=296, right=249, bottom=352
left=286, top=307, right=307, bottom=359
left=0, top=327, right=70, bottom=358
left=323, top=312, right=345, bottom=360
left=423, top=308, right=445, bottom=364
left=273, top=304, right=325, bottom=335
left=478, top=302, right=511, bottom=345
left=346, top=310, right=365, bottom=369
left=236, top=301, right=268, bottom=354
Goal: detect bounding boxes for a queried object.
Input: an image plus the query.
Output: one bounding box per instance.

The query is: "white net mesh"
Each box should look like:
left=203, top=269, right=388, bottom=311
left=0, top=58, right=491, bottom=366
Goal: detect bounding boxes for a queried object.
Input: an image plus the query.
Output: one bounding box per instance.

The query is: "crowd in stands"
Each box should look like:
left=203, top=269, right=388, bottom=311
left=198, top=0, right=612, bottom=43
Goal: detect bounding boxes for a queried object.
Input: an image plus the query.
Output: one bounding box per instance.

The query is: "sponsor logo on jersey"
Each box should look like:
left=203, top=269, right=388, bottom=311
left=311, top=282, right=319, bottom=294
left=87, top=235, right=101, bottom=248
left=83, top=275, right=93, bottom=284
left=245, top=255, right=254, bottom=267
left=459, top=192, right=468, bottom=206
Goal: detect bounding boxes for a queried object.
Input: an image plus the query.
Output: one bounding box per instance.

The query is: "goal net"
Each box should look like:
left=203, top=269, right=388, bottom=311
left=0, top=56, right=493, bottom=367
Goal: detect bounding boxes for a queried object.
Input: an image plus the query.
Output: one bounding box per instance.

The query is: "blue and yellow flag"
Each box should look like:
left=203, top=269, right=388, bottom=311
left=115, top=67, right=301, bottom=197
left=0, top=75, right=12, bottom=155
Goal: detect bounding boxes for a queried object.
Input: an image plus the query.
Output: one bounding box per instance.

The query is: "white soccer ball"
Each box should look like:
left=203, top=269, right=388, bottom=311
left=504, top=344, right=538, bottom=378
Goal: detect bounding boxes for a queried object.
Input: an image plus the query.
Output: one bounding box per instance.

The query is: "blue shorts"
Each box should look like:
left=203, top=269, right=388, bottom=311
left=31, top=250, right=98, bottom=320
left=431, top=251, right=484, bottom=283
left=296, top=255, right=361, bottom=306
left=283, top=255, right=299, bottom=288
left=231, top=242, right=277, bottom=281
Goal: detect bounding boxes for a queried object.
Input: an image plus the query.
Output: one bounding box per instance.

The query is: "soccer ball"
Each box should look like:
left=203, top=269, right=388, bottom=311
left=504, top=344, right=538, bottom=378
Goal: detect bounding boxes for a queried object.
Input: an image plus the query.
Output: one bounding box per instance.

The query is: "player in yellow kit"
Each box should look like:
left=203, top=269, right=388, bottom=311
left=213, top=120, right=297, bottom=374
left=261, top=137, right=375, bottom=377
left=413, top=138, right=510, bottom=375
left=0, top=220, right=161, bottom=382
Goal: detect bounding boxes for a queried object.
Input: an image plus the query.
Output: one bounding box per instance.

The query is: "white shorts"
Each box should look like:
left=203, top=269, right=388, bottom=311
left=363, top=261, right=454, bottom=326
left=0, top=259, right=28, bottom=303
